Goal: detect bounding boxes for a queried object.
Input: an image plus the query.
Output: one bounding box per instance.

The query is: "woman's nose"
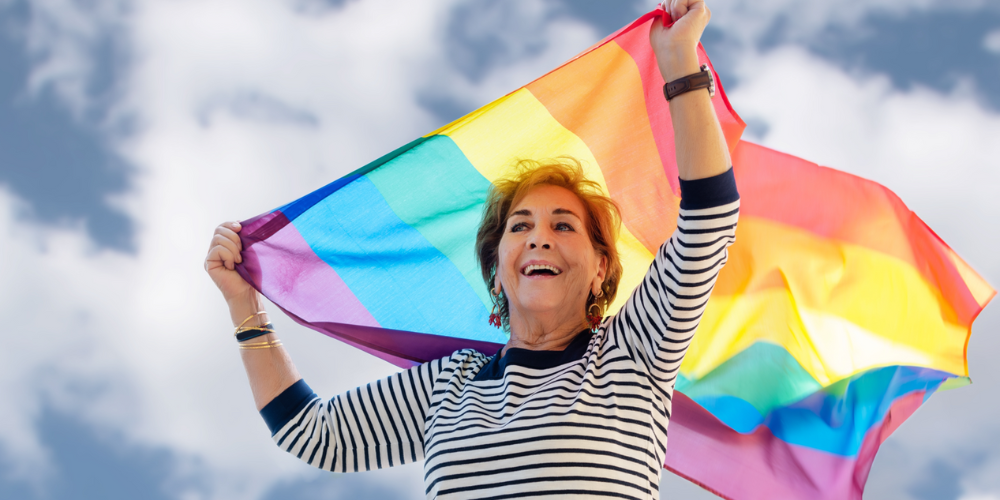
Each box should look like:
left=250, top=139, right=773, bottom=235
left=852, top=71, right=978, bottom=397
left=528, top=228, right=552, bottom=250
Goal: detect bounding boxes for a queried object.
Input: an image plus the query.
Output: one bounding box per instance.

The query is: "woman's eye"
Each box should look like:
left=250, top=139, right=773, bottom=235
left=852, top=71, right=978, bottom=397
left=510, top=222, right=528, bottom=232
left=555, top=222, right=574, bottom=231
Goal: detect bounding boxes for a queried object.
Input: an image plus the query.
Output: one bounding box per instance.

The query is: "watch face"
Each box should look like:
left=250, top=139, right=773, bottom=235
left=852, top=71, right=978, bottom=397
left=701, top=64, right=716, bottom=98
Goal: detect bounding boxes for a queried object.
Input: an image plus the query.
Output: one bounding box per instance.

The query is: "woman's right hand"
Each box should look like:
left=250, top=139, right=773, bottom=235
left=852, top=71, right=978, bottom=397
left=651, top=0, right=711, bottom=82
left=209, top=221, right=297, bottom=412
left=205, top=221, right=255, bottom=304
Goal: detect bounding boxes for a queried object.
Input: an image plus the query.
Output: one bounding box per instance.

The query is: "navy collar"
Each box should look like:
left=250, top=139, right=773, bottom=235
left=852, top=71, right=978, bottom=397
left=473, top=329, right=594, bottom=382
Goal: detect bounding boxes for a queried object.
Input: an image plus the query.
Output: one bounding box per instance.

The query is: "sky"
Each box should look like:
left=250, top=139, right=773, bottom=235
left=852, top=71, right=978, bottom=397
left=0, top=0, right=997, bottom=499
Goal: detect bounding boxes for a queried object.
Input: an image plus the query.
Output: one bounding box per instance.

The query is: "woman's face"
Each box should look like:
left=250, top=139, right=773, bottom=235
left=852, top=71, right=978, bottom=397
left=496, top=184, right=607, bottom=330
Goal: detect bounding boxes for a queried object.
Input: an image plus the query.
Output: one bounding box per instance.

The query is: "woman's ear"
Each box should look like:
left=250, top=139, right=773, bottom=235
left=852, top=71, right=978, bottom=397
left=592, top=255, right=608, bottom=295
left=493, top=271, right=502, bottom=295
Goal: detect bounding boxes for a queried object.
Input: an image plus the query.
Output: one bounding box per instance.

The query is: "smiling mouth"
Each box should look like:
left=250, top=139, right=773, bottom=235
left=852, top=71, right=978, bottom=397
left=521, top=264, right=562, bottom=276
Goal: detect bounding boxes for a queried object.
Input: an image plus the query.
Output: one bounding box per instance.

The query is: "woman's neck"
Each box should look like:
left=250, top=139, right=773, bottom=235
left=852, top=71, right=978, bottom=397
left=502, top=312, right=588, bottom=357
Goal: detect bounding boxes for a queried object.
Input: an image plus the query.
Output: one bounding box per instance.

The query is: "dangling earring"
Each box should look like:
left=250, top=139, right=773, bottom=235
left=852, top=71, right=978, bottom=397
left=587, top=302, right=603, bottom=333
left=489, top=287, right=502, bottom=328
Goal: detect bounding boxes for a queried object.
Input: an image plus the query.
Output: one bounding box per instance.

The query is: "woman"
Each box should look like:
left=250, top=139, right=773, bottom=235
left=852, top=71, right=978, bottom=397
left=205, top=1, right=738, bottom=498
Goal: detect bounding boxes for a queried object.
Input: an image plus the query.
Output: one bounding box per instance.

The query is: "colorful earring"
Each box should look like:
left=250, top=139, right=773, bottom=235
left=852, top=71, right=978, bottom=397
left=489, top=303, right=502, bottom=328
left=587, top=302, right=603, bottom=333
left=489, top=288, right=502, bottom=328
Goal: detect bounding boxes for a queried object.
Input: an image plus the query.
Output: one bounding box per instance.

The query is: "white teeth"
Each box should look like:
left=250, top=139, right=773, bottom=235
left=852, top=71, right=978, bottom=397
left=522, top=264, right=561, bottom=276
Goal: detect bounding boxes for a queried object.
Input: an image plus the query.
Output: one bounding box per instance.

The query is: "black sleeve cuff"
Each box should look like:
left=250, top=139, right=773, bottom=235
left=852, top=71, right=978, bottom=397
left=678, top=167, right=739, bottom=210
left=259, top=379, right=317, bottom=436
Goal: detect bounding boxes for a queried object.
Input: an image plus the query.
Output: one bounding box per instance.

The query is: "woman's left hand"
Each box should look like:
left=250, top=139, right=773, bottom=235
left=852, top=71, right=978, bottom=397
left=650, top=0, right=711, bottom=82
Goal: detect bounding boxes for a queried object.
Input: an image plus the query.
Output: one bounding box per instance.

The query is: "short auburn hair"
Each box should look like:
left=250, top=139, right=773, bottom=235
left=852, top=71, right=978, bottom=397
left=475, top=158, right=623, bottom=331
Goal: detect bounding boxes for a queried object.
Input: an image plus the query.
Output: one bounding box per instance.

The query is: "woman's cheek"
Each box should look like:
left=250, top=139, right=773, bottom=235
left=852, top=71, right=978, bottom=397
left=496, top=246, right=518, bottom=291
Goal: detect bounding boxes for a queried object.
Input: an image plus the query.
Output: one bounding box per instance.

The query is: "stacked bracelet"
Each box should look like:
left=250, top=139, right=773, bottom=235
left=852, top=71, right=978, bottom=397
left=236, top=324, right=275, bottom=343
left=235, top=311, right=268, bottom=332
left=234, top=311, right=275, bottom=342
left=238, top=338, right=282, bottom=350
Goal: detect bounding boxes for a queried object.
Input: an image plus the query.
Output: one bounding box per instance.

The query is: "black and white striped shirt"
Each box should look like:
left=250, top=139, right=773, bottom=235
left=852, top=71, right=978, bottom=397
left=260, top=170, right=739, bottom=499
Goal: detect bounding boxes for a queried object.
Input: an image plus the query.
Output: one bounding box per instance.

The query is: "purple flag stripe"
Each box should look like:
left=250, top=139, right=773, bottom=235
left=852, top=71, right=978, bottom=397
left=665, top=389, right=927, bottom=500
left=278, top=305, right=504, bottom=368
left=239, top=218, right=381, bottom=327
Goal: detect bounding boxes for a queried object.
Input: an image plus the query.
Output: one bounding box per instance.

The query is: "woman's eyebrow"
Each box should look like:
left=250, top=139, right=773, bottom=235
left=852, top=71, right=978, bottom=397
left=553, top=208, right=581, bottom=219
left=509, top=208, right=580, bottom=219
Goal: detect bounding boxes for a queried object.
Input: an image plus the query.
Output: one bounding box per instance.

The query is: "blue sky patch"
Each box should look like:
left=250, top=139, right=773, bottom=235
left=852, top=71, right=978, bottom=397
left=0, top=3, right=135, bottom=251
left=0, top=408, right=176, bottom=500
left=807, top=8, right=1000, bottom=110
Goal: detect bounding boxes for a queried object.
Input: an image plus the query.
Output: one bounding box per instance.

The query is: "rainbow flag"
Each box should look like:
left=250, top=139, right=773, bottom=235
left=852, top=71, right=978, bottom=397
left=235, top=10, right=994, bottom=500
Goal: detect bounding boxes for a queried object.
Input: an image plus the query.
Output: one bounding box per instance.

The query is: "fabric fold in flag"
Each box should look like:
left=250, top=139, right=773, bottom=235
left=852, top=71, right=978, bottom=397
left=236, top=8, right=993, bottom=500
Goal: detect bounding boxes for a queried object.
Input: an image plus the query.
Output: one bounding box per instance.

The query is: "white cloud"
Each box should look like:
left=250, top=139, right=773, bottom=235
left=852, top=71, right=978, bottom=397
left=708, top=0, right=987, bottom=47
left=16, top=0, right=127, bottom=119
left=0, top=0, right=606, bottom=498
left=0, top=186, right=122, bottom=483
left=984, top=29, right=1000, bottom=54
left=955, top=441, right=1000, bottom=500
left=418, top=0, right=599, bottom=111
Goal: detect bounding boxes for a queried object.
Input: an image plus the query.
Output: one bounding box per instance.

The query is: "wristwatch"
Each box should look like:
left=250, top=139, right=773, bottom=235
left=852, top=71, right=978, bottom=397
left=663, top=64, right=716, bottom=102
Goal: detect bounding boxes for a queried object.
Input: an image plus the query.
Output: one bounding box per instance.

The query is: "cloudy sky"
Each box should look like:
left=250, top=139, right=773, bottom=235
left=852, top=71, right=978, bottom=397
left=0, top=0, right=997, bottom=499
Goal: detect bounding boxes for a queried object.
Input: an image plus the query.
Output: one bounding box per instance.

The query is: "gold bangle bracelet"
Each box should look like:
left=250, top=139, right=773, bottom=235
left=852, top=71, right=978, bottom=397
left=235, top=326, right=275, bottom=335
left=239, top=340, right=282, bottom=347
left=239, top=342, right=283, bottom=350
left=234, top=311, right=269, bottom=335
left=239, top=338, right=281, bottom=345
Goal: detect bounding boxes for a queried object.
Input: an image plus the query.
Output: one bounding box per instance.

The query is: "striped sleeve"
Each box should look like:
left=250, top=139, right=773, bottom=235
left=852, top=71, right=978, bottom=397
left=607, top=168, right=739, bottom=390
left=262, top=355, right=451, bottom=473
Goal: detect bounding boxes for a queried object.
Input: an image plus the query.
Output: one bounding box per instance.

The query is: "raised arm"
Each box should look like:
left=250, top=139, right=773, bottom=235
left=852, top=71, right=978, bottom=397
left=601, top=0, right=738, bottom=390
left=205, top=221, right=300, bottom=410
left=651, top=0, right=731, bottom=181
left=206, top=221, right=444, bottom=471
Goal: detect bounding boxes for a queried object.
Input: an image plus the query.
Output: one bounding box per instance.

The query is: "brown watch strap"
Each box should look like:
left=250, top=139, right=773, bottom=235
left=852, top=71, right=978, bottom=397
left=663, top=64, right=715, bottom=101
